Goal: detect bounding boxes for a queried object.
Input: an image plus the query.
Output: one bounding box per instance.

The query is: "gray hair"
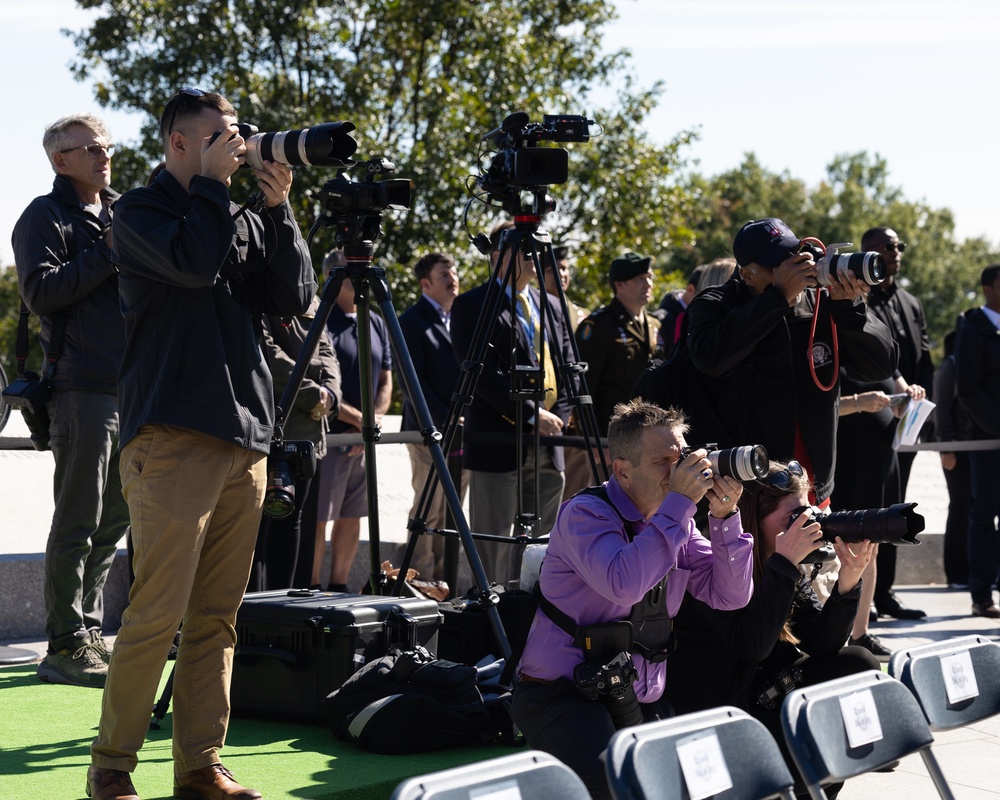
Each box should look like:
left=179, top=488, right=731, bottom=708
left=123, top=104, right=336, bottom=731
left=43, top=114, right=111, bottom=172
left=607, top=399, right=688, bottom=466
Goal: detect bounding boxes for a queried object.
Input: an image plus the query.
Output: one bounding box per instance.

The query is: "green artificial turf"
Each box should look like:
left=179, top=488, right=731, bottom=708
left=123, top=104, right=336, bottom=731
left=0, top=665, right=510, bottom=799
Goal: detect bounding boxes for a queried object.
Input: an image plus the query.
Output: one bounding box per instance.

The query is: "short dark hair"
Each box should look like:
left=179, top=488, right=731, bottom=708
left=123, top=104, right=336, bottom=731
left=981, top=264, right=1000, bottom=287
left=553, top=245, right=570, bottom=261
left=607, top=400, right=687, bottom=466
left=159, top=91, right=236, bottom=141
left=413, top=252, right=454, bottom=283
left=861, top=226, right=891, bottom=250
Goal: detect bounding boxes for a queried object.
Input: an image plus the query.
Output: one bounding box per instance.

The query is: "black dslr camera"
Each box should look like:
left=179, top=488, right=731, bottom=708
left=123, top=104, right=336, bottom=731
left=262, top=439, right=317, bottom=519
left=789, top=503, right=924, bottom=564
left=1, top=371, right=51, bottom=451
left=755, top=664, right=804, bottom=710
left=680, top=443, right=769, bottom=482
left=572, top=621, right=642, bottom=730
left=797, top=241, right=886, bottom=288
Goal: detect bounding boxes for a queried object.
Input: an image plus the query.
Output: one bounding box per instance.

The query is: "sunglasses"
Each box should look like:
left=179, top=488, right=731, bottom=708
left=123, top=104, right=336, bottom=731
left=59, top=143, right=115, bottom=159
left=165, top=87, right=207, bottom=135
left=757, top=460, right=804, bottom=491
left=883, top=241, right=907, bottom=253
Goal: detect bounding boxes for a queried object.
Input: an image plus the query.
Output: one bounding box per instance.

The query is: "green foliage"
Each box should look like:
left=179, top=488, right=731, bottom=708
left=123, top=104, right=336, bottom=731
left=67, top=0, right=698, bottom=312
left=0, top=267, right=41, bottom=375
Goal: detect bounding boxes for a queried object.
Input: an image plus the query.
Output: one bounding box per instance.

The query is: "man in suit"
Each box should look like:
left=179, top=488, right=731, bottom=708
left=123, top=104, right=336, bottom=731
left=450, top=221, right=574, bottom=587
left=398, top=252, right=467, bottom=581
left=860, top=226, right=932, bottom=620
left=957, top=263, right=1000, bottom=619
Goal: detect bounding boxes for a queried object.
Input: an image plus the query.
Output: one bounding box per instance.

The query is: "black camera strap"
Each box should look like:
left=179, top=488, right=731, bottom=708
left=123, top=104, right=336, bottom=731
left=14, top=299, right=68, bottom=380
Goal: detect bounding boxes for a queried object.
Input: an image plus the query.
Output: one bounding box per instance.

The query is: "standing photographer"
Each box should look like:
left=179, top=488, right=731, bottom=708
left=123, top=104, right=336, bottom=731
left=12, top=112, right=129, bottom=689
left=664, top=460, right=879, bottom=797
left=88, top=89, right=313, bottom=800
left=510, top=400, right=752, bottom=798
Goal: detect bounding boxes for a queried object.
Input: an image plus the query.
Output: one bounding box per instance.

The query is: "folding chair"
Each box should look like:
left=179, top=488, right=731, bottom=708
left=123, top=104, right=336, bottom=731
left=605, top=706, right=797, bottom=800
left=391, top=750, right=591, bottom=800
left=780, top=670, right=956, bottom=800
left=888, top=634, right=1000, bottom=731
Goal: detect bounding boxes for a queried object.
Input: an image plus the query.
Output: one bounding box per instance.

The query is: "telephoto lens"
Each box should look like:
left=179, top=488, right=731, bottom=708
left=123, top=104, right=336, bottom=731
left=244, top=122, right=358, bottom=170
left=820, top=503, right=924, bottom=545
left=709, top=445, right=769, bottom=481
left=817, top=251, right=886, bottom=287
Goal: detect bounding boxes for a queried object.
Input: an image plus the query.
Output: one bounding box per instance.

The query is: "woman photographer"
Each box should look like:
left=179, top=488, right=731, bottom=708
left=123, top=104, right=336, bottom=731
left=664, top=460, right=880, bottom=795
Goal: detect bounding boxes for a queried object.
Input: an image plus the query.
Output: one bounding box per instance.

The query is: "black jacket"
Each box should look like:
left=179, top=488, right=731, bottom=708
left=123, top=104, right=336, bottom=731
left=12, top=175, right=124, bottom=393
left=683, top=277, right=898, bottom=502
left=665, top=553, right=861, bottom=715
left=867, top=282, right=935, bottom=392
left=956, top=307, right=1000, bottom=439
left=398, top=295, right=460, bottom=432
left=450, top=281, right=573, bottom=472
left=113, top=170, right=314, bottom=453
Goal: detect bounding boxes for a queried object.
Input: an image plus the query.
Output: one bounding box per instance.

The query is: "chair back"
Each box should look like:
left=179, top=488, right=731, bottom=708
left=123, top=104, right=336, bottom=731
left=888, top=635, right=1000, bottom=731
left=391, top=750, right=591, bottom=800
left=606, top=706, right=797, bottom=800
left=781, top=671, right=955, bottom=800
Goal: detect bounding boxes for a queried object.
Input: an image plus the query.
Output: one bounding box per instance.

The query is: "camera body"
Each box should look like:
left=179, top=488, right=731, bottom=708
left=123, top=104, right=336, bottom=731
left=323, top=157, right=411, bottom=217
left=755, top=664, right=804, bottom=710
left=1, top=371, right=51, bottom=451
left=263, top=439, right=317, bottom=519
left=797, top=241, right=886, bottom=287
left=573, top=651, right=642, bottom=730
left=681, top=442, right=769, bottom=482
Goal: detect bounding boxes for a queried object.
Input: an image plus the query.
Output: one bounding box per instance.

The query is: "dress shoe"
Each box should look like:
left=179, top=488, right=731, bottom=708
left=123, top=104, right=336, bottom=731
left=849, top=633, right=893, bottom=661
left=971, top=602, right=1000, bottom=619
left=87, top=766, right=139, bottom=800
left=875, top=592, right=926, bottom=620
left=174, top=764, right=262, bottom=800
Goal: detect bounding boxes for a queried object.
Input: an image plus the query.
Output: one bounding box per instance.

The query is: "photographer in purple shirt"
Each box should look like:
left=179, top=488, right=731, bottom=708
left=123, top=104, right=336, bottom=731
left=510, top=400, right=754, bottom=798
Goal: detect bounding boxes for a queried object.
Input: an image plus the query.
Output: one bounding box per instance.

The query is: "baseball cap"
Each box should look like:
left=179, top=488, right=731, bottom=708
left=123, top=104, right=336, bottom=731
left=609, top=252, right=652, bottom=283
left=732, top=218, right=801, bottom=268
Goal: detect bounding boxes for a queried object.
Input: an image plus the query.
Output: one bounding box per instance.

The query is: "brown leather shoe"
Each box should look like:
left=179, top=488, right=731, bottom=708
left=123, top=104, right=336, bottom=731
left=87, top=766, right=140, bottom=800
left=173, top=764, right=262, bottom=800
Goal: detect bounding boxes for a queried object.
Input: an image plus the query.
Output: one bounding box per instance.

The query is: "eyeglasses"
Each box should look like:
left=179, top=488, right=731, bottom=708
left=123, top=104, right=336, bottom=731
left=757, top=460, right=805, bottom=491
left=59, top=143, right=115, bottom=158
left=165, top=87, right=207, bottom=135
left=883, top=241, right=907, bottom=253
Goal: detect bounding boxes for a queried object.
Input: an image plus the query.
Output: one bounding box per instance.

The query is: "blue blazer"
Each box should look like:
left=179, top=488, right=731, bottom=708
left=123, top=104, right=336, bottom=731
left=399, top=295, right=460, bottom=432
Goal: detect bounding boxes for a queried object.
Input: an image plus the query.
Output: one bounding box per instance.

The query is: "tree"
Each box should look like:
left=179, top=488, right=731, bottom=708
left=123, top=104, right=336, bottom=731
left=68, top=0, right=697, bottom=311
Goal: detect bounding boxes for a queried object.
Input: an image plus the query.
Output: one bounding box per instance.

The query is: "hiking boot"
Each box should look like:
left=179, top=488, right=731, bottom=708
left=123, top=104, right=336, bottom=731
left=174, top=764, right=261, bottom=799
left=90, top=632, right=113, bottom=664
left=849, top=633, right=893, bottom=661
left=87, top=766, right=140, bottom=800
left=37, top=642, right=108, bottom=687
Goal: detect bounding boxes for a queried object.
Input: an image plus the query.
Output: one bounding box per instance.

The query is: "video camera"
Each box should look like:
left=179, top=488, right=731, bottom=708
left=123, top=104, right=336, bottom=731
left=680, top=443, right=769, bottom=482
left=797, top=241, right=886, bottom=288
left=475, top=112, right=595, bottom=213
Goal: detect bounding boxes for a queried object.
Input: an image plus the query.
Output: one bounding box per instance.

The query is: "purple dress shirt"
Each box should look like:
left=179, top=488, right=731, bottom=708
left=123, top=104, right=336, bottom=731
left=518, top=475, right=754, bottom=702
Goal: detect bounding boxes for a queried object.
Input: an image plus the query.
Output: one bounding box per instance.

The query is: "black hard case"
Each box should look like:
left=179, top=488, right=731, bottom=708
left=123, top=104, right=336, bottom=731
left=230, top=589, right=442, bottom=720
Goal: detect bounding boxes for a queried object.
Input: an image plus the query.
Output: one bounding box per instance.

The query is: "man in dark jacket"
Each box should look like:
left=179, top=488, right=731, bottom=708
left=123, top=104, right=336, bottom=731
left=12, top=113, right=129, bottom=689
left=956, top=264, right=1000, bottom=619
left=450, top=221, right=574, bottom=587
left=682, top=218, right=898, bottom=505
left=88, top=89, right=313, bottom=800
left=399, top=251, right=466, bottom=581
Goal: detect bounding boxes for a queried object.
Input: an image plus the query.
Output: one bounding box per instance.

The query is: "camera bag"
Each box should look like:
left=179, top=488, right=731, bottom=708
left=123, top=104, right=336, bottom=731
left=230, top=588, right=442, bottom=722
left=324, top=645, right=491, bottom=754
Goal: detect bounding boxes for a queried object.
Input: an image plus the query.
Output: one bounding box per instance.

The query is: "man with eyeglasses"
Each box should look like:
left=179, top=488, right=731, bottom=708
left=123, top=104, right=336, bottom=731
left=854, top=226, right=933, bottom=621
left=12, top=114, right=129, bottom=690
left=87, top=89, right=313, bottom=800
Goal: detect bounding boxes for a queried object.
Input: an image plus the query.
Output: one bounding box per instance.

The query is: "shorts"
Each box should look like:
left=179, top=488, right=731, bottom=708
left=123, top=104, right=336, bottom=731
left=317, top=449, right=369, bottom=520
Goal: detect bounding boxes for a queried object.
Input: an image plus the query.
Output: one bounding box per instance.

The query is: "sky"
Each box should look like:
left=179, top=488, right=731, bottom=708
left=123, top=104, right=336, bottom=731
left=2, top=0, right=998, bottom=267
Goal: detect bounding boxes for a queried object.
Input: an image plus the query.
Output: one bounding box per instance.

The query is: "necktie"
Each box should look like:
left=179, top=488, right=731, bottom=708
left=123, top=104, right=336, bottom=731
left=516, top=290, right=559, bottom=410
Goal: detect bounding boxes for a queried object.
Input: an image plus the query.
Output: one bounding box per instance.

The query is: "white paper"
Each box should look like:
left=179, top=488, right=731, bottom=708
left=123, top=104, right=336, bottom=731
left=893, top=398, right=936, bottom=449
left=675, top=731, right=733, bottom=800
left=940, top=650, right=980, bottom=704
left=470, top=780, right=522, bottom=800
left=839, top=688, right=883, bottom=748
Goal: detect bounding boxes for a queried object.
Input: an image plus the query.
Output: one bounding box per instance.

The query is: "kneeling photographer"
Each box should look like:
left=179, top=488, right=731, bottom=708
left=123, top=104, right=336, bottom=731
left=664, top=460, right=882, bottom=798
left=510, top=400, right=754, bottom=799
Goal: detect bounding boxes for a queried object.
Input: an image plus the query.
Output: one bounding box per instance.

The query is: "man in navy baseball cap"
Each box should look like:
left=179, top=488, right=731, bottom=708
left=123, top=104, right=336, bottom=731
left=732, top=218, right=801, bottom=268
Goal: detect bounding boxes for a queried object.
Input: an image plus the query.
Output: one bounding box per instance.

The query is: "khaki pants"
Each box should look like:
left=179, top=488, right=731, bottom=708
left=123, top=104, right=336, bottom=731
left=91, top=425, right=265, bottom=773
left=406, top=443, right=469, bottom=581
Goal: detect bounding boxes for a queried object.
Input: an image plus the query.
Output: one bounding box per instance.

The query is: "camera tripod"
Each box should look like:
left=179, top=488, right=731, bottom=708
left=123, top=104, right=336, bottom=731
left=392, top=196, right=608, bottom=605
